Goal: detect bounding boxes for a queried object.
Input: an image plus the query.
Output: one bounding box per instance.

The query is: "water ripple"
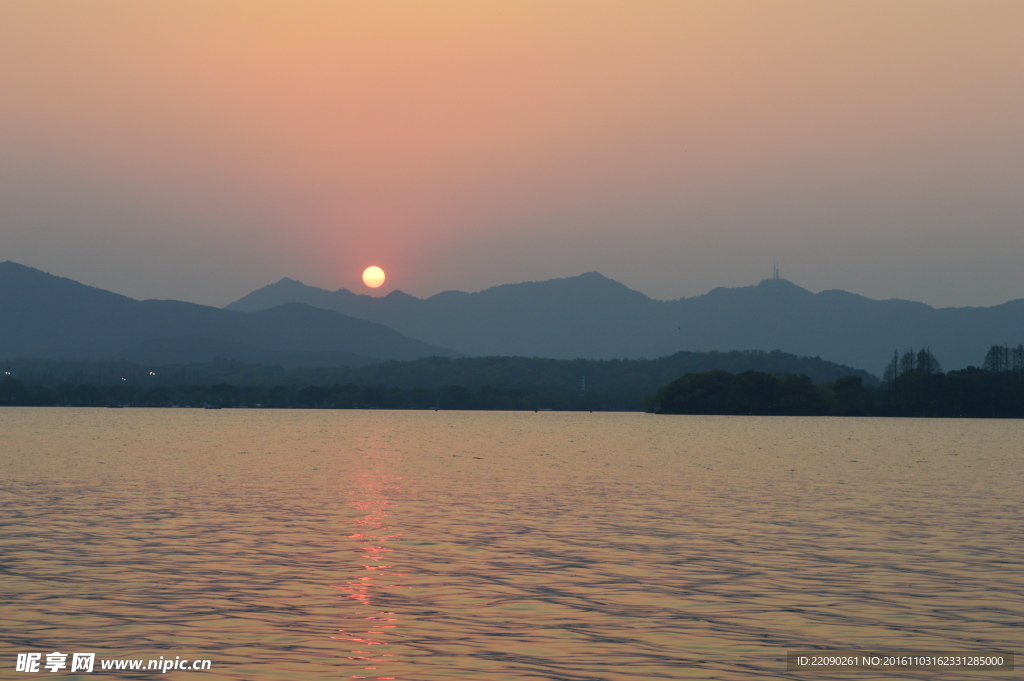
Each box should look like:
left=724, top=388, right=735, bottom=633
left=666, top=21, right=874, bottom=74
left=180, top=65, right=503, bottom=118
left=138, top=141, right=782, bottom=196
left=0, top=409, right=1020, bottom=679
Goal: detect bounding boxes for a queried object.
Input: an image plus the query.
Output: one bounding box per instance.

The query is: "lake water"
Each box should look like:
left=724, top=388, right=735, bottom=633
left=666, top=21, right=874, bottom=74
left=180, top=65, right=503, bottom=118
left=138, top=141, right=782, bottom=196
left=0, top=409, right=1020, bottom=680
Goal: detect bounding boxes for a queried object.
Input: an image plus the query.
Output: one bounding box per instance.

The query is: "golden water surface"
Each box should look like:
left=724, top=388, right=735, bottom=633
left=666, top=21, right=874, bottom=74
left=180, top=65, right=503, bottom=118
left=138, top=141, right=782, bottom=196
left=0, top=409, right=1020, bottom=680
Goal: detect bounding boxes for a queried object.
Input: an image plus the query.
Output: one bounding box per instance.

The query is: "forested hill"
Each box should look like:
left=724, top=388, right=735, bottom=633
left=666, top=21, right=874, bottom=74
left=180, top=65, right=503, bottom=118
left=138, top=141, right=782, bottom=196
left=2, top=350, right=872, bottom=411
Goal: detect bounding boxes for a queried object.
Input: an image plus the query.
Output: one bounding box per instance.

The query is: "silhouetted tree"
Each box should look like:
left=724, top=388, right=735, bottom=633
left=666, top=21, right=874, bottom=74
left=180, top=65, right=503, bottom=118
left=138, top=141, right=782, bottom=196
left=0, top=377, right=29, bottom=404
left=731, top=371, right=779, bottom=414
left=832, top=375, right=867, bottom=415
left=984, top=345, right=1010, bottom=373
left=916, top=348, right=941, bottom=375
left=653, top=370, right=734, bottom=414
left=779, top=374, right=825, bottom=415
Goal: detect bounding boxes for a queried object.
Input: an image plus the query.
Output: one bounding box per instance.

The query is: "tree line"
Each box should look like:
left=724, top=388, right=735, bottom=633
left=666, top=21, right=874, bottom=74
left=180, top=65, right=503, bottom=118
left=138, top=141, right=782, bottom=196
left=0, top=376, right=632, bottom=411
left=876, top=345, right=1024, bottom=417
left=651, top=345, right=1024, bottom=417
left=0, top=350, right=871, bottom=412
left=3, top=345, right=1022, bottom=416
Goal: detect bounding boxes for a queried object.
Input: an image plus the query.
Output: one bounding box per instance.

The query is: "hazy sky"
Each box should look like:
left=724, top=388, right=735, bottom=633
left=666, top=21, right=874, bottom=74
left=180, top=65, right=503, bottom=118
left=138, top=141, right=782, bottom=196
left=2, top=2, right=1022, bottom=307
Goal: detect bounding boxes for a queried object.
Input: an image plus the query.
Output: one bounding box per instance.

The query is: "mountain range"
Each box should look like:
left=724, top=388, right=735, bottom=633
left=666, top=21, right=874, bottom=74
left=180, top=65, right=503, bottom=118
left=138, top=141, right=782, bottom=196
left=0, top=261, right=458, bottom=366
left=4, top=260, right=1021, bottom=375
left=228, top=272, right=1024, bottom=374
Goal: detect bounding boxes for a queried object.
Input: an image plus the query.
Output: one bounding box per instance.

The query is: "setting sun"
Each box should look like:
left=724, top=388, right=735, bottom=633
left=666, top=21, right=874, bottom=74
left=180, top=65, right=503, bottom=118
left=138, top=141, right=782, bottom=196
left=362, top=266, right=386, bottom=288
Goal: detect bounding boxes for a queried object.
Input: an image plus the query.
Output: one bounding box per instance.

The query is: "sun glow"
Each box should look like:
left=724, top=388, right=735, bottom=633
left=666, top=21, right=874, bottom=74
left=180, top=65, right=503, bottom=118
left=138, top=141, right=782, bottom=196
left=362, top=266, right=386, bottom=288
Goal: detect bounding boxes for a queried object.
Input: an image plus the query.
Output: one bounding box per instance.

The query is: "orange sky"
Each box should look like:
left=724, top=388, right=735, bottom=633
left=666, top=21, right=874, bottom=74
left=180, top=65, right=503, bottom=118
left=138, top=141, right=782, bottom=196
left=1, top=2, right=1022, bottom=306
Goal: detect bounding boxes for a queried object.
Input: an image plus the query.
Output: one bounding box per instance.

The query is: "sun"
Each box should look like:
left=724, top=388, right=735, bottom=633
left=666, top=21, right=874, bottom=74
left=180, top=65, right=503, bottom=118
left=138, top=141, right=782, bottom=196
left=362, top=266, right=386, bottom=288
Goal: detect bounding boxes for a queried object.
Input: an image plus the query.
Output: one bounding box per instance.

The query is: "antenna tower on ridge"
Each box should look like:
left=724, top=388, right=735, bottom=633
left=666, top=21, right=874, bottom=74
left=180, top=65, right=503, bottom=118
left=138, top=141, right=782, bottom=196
left=773, top=258, right=780, bottom=280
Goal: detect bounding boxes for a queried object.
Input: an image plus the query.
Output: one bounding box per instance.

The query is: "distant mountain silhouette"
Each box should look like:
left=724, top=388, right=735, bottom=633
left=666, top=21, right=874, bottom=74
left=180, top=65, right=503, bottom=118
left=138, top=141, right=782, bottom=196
left=227, top=273, right=1024, bottom=374
left=0, top=261, right=459, bottom=365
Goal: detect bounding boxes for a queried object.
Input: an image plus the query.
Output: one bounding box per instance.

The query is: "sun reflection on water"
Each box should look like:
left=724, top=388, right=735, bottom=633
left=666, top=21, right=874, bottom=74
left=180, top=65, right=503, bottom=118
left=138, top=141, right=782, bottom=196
left=331, top=465, right=404, bottom=680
